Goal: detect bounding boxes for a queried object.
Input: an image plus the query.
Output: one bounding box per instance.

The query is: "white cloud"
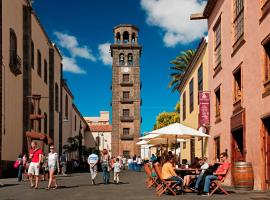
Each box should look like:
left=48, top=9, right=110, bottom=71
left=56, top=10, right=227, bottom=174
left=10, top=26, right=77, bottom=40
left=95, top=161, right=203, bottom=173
left=98, top=43, right=112, bottom=66
left=140, top=0, right=207, bottom=47
left=62, top=56, right=86, bottom=74
left=54, top=32, right=96, bottom=62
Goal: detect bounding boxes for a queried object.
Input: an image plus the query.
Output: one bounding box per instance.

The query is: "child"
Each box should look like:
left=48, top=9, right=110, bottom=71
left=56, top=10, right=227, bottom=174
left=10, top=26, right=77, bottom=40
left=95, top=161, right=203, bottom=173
left=112, top=158, right=121, bottom=184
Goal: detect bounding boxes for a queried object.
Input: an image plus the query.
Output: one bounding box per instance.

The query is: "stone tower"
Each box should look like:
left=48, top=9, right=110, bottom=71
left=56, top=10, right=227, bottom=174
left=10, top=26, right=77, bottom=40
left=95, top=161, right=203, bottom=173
left=110, top=24, right=141, bottom=157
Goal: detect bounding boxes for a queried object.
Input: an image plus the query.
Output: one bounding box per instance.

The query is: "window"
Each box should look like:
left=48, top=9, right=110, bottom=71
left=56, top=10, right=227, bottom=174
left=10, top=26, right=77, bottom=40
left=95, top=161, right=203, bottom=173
left=37, top=50, right=41, bottom=77
left=55, top=83, right=59, bottom=112
left=44, top=59, right=47, bottom=84
left=182, top=92, right=186, bottom=120
left=233, top=0, right=244, bottom=43
left=74, top=115, right=77, bottom=131
left=123, top=31, right=129, bottom=44
left=119, top=53, right=125, bottom=65
left=123, top=91, right=130, bottom=99
left=116, top=32, right=121, bottom=44
left=189, top=79, right=194, bottom=113
left=132, top=33, right=136, bottom=44
left=123, top=150, right=130, bottom=158
left=263, top=41, right=270, bottom=82
left=123, top=109, right=130, bottom=117
left=260, top=0, right=270, bottom=20
left=215, top=87, right=221, bottom=120
left=31, top=40, right=34, bottom=69
left=9, top=29, right=21, bottom=75
left=214, top=19, right=221, bottom=68
left=123, top=74, right=130, bottom=82
left=65, top=94, right=68, bottom=120
left=183, top=142, right=186, bottom=149
left=44, top=112, right=47, bottom=134
left=233, top=67, right=242, bottom=102
left=198, top=65, right=203, bottom=104
left=128, top=53, right=133, bottom=65
left=123, top=128, right=130, bottom=135
left=214, top=137, right=221, bottom=161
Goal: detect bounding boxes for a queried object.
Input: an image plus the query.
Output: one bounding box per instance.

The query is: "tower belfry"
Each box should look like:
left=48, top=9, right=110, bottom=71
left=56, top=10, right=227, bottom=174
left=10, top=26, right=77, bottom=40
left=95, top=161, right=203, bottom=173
left=110, top=24, right=142, bottom=157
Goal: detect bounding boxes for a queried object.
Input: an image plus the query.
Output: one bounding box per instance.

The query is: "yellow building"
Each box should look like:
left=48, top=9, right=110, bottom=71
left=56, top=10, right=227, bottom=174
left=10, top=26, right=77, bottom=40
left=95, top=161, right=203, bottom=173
left=179, top=37, right=208, bottom=162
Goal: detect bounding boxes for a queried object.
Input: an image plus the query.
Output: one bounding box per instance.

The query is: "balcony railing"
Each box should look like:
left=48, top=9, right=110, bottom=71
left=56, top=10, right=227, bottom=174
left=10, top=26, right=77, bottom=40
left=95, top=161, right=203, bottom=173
left=9, top=52, right=22, bottom=75
left=120, top=116, right=134, bottom=122
left=121, top=98, right=134, bottom=104
left=120, top=134, right=134, bottom=140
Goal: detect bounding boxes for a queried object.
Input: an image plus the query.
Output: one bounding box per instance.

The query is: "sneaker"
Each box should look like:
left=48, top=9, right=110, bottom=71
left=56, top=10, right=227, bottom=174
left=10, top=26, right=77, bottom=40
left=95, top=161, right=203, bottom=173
left=91, top=180, right=95, bottom=185
left=201, top=192, right=210, bottom=196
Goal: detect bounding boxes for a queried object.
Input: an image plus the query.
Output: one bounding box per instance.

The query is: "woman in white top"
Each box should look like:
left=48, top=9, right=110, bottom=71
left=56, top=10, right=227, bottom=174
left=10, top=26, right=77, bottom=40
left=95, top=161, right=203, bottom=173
left=46, top=145, right=60, bottom=189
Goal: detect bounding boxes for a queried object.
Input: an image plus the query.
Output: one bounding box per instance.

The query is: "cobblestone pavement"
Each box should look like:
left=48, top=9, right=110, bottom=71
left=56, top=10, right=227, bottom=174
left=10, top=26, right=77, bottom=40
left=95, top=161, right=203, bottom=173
left=0, top=170, right=270, bottom=200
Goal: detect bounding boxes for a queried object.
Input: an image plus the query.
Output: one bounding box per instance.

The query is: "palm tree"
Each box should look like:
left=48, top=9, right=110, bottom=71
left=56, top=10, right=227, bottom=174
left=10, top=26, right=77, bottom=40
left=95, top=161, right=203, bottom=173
left=168, top=49, right=195, bottom=92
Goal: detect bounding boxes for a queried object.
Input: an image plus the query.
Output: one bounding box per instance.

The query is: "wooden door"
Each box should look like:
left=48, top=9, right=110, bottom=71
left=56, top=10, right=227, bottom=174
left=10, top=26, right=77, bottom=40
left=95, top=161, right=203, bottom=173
left=232, top=128, right=245, bottom=162
left=263, top=118, right=270, bottom=187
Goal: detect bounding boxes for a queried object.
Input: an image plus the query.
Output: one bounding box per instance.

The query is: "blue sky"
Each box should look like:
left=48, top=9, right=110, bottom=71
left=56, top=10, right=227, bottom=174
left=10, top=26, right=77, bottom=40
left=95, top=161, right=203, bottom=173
left=33, top=0, right=206, bottom=134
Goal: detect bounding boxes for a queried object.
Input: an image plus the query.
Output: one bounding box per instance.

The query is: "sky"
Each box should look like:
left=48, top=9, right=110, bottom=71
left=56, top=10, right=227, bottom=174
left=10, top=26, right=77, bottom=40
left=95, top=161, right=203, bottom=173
left=33, top=0, right=207, bottom=134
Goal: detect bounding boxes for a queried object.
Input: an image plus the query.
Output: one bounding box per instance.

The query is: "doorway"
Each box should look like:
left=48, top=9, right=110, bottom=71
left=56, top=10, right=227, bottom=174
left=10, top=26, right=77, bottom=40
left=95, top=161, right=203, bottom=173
left=231, top=128, right=245, bottom=162
left=263, top=117, right=270, bottom=188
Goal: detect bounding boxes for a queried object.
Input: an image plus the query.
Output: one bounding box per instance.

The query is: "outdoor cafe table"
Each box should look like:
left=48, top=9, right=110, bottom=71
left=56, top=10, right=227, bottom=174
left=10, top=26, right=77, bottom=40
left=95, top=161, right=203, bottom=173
left=175, top=168, right=198, bottom=177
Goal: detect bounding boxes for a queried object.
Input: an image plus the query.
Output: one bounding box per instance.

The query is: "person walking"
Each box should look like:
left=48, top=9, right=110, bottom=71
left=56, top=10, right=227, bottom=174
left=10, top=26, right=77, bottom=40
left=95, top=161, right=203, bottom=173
left=46, top=145, right=60, bottom=190
left=100, top=149, right=110, bottom=184
left=14, top=154, right=23, bottom=182
left=60, top=153, right=67, bottom=176
left=87, top=150, right=99, bottom=185
left=112, top=158, right=121, bottom=184
left=28, top=141, right=43, bottom=189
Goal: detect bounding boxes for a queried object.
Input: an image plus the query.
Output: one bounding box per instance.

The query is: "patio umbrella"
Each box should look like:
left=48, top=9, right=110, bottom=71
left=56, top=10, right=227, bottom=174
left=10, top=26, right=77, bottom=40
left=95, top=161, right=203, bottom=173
left=149, top=123, right=210, bottom=139
left=139, top=133, right=160, bottom=140
left=136, top=140, right=148, bottom=145
left=147, top=123, right=210, bottom=157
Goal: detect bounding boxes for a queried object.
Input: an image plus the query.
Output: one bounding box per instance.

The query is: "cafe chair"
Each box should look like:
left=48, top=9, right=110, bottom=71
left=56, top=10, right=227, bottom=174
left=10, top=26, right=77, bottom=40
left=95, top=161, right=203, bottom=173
left=144, top=163, right=159, bottom=188
left=153, top=163, right=178, bottom=197
left=210, top=166, right=231, bottom=196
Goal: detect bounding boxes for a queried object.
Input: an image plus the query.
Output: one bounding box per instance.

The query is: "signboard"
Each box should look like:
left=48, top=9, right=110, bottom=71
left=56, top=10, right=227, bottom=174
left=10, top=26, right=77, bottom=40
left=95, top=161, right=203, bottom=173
left=199, top=91, right=210, bottom=126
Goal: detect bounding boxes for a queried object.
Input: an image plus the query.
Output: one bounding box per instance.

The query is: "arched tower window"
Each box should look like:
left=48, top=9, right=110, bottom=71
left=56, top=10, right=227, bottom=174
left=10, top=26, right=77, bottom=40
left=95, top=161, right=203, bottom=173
left=116, top=32, right=121, bottom=44
left=65, top=94, right=68, bottom=120
left=132, top=32, right=136, bottom=45
left=128, top=53, right=133, bottom=66
left=123, top=31, right=129, bottom=44
left=9, top=29, right=21, bottom=75
left=119, top=53, right=125, bottom=65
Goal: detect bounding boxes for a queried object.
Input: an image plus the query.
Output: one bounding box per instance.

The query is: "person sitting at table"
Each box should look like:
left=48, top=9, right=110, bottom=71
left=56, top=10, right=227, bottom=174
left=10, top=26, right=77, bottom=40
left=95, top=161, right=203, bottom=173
left=161, top=155, right=183, bottom=190
left=181, top=159, right=188, bottom=169
left=182, top=157, right=206, bottom=188
left=192, top=157, right=209, bottom=191
left=201, top=152, right=230, bottom=196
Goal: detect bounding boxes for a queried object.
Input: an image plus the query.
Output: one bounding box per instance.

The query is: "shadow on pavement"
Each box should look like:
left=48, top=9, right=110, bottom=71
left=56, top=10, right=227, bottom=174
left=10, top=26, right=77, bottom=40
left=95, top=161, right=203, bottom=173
left=0, top=184, right=20, bottom=188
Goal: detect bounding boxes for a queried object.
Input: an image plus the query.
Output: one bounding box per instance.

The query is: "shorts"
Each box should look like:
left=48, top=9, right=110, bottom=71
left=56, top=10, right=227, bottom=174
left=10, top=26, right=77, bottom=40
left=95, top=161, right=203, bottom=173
left=28, top=162, right=40, bottom=176
left=48, top=165, right=57, bottom=171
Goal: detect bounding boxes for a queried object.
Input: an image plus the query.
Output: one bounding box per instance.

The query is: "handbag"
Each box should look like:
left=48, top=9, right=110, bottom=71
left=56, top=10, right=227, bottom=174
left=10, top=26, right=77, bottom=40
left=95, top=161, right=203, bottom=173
left=13, top=160, right=21, bottom=168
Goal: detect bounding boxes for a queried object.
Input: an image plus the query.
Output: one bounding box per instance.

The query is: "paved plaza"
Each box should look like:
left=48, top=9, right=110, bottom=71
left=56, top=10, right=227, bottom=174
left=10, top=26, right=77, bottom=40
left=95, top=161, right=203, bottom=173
left=0, top=171, right=270, bottom=200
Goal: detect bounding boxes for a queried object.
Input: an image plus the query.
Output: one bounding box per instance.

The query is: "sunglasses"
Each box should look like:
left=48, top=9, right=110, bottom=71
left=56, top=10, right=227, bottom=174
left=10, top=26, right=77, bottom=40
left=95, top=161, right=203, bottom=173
left=220, top=156, right=224, bottom=158
left=50, top=148, right=54, bottom=150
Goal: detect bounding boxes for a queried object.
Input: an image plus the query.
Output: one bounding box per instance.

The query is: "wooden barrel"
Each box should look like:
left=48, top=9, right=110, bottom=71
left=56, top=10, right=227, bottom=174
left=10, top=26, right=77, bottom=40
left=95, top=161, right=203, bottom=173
left=232, top=162, right=254, bottom=190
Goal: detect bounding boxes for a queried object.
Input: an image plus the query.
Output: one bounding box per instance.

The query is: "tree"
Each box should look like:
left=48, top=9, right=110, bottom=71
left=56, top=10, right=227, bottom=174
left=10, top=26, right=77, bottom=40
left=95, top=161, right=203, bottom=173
left=168, top=49, right=195, bottom=92
left=153, top=111, right=180, bottom=130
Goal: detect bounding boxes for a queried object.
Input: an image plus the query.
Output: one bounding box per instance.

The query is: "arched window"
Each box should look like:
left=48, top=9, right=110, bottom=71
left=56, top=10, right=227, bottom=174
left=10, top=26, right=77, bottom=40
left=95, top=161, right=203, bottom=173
left=123, top=31, right=129, bottom=44
left=65, top=94, right=68, bottom=120
left=55, top=83, right=59, bottom=112
left=44, top=59, right=47, bottom=84
left=44, top=112, right=47, bottom=134
left=9, top=29, right=21, bottom=75
left=128, top=53, right=133, bottom=66
left=119, top=53, right=125, bottom=65
left=131, top=32, right=136, bottom=44
left=116, top=32, right=121, bottom=44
